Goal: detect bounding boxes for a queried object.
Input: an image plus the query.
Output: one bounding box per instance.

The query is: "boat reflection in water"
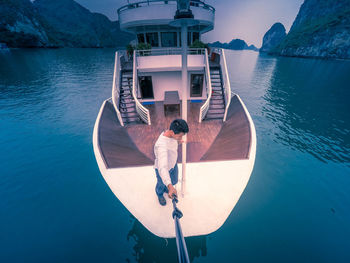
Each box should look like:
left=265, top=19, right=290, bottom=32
left=127, top=217, right=207, bottom=263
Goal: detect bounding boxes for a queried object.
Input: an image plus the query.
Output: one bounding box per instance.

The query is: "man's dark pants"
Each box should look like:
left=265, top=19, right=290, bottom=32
left=155, top=164, right=178, bottom=197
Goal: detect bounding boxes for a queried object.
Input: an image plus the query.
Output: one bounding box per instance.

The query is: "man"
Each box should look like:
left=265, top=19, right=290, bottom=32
left=154, top=119, right=189, bottom=206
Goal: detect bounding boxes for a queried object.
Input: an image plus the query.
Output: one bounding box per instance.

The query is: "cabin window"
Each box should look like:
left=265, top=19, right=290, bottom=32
left=161, top=32, right=177, bottom=47
left=190, top=74, right=204, bottom=97
left=146, top=32, right=159, bottom=47
left=193, top=32, right=200, bottom=43
left=137, top=34, right=145, bottom=44
left=138, top=76, right=154, bottom=99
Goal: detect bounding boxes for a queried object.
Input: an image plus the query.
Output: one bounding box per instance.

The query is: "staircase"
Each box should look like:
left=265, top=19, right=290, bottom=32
left=119, top=70, right=141, bottom=124
left=205, top=67, right=225, bottom=120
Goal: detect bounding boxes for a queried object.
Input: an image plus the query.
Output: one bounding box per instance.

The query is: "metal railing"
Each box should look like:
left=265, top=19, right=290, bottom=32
left=111, top=51, right=125, bottom=127
left=135, top=48, right=206, bottom=57
left=118, top=0, right=215, bottom=14
left=133, top=50, right=151, bottom=125
left=219, top=49, right=231, bottom=121
left=199, top=48, right=212, bottom=122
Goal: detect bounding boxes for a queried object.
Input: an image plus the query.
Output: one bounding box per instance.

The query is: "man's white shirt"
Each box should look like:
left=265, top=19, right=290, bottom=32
left=154, top=132, right=178, bottom=186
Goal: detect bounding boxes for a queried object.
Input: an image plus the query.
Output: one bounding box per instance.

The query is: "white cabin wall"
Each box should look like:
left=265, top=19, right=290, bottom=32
left=137, top=54, right=204, bottom=72
left=139, top=70, right=207, bottom=102
left=146, top=71, right=181, bottom=101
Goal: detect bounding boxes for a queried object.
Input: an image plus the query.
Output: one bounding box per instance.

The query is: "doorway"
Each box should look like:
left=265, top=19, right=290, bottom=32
left=139, top=76, right=154, bottom=99
left=190, top=74, right=204, bottom=97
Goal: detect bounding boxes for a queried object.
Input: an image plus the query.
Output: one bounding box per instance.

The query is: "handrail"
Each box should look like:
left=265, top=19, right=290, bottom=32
left=133, top=50, right=151, bottom=125
left=117, top=0, right=215, bottom=14
left=111, top=51, right=124, bottom=127
left=135, top=48, right=205, bottom=57
left=220, top=49, right=231, bottom=121
left=199, top=48, right=212, bottom=122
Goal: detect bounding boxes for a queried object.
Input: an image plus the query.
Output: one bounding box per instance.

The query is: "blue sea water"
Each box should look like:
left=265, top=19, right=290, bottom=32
left=0, top=49, right=349, bottom=263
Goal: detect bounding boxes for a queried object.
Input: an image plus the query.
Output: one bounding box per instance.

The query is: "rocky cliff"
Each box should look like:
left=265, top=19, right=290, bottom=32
left=33, top=0, right=133, bottom=48
left=273, top=0, right=350, bottom=59
left=0, top=0, right=49, bottom=47
left=0, top=0, right=134, bottom=48
left=260, top=22, right=286, bottom=53
left=210, top=39, right=258, bottom=51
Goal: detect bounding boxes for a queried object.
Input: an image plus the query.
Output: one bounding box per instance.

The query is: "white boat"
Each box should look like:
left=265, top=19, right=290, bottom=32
left=93, top=0, right=256, bottom=238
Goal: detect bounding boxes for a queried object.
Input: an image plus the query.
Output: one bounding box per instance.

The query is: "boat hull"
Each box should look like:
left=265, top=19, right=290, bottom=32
left=93, top=95, right=256, bottom=238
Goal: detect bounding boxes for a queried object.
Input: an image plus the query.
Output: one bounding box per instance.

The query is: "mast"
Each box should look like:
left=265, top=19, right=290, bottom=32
left=180, top=22, right=188, bottom=196
left=170, top=0, right=198, bottom=196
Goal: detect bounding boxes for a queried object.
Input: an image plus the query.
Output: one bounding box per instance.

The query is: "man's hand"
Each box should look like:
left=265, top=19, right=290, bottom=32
left=167, top=184, right=177, bottom=199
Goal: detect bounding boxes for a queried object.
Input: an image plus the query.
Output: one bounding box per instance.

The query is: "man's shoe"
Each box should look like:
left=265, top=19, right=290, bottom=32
left=158, top=195, right=166, bottom=206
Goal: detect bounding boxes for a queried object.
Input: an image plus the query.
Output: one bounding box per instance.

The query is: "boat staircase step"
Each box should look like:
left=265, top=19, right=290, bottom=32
left=120, top=107, right=136, bottom=113
left=210, top=99, right=224, bottom=105
left=205, top=112, right=225, bottom=119
left=212, top=89, right=223, bottom=94
left=123, top=116, right=142, bottom=124
left=118, top=71, right=140, bottom=125
left=120, top=90, right=132, bottom=97
left=212, top=90, right=222, bottom=95
left=209, top=104, right=225, bottom=109
left=120, top=103, right=135, bottom=109
left=211, top=94, right=223, bottom=100
left=208, top=108, right=225, bottom=114
left=121, top=80, right=132, bottom=85
left=205, top=67, right=226, bottom=121
left=120, top=98, right=135, bottom=103
left=120, top=93, right=133, bottom=98
left=121, top=83, right=132, bottom=88
left=121, top=111, right=139, bottom=118
left=210, top=74, right=220, bottom=78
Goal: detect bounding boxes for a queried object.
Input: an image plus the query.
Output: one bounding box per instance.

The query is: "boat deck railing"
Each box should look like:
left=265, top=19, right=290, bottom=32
left=117, top=0, right=215, bottom=14
left=214, top=48, right=231, bottom=121
left=133, top=50, right=151, bottom=125
left=111, top=51, right=125, bottom=126
left=209, top=48, right=231, bottom=121
left=199, top=48, right=212, bottom=122
left=135, top=47, right=206, bottom=57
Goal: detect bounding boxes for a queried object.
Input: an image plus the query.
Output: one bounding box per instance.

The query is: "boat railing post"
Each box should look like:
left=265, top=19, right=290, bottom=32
left=112, top=51, right=124, bottom=127
left=221, top=48, right=231, bottom=122
left=181, top=21, right=188, bottom=197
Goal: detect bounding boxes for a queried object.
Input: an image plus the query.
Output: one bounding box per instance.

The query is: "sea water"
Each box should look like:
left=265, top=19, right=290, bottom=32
left=0, top=49, right=349, bottom=263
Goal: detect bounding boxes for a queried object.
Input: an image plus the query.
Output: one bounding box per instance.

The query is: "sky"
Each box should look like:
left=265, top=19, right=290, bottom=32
left=75, top=0, right=304, bottom=48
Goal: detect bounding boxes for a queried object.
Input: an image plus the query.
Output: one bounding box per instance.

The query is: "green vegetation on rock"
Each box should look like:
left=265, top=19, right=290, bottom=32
left=190, top=40, right=209, bottom=49
left=0, top=0, right=134, bottom=48
left=271, top=0, right=350, bottom=59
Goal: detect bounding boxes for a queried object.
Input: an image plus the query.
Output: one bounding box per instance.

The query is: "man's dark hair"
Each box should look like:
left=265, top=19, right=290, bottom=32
left=170, top=119, right=189, bottom=134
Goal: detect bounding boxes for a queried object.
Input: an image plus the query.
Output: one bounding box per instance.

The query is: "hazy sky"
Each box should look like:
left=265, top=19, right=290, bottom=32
left=75, top=0, right=304, bottom=47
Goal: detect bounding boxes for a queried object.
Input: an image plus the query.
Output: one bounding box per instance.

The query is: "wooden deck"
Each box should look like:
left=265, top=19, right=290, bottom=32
left=97, top=96, right=251, bottom=169
left=97, top=102, right=153, bottom=168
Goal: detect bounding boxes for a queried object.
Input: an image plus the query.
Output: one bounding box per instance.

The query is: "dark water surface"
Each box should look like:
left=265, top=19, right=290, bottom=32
left=1, top=49, right=349, bottom=263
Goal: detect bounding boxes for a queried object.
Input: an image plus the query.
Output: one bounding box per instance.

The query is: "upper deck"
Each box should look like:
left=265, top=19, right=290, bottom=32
left=118, top=0, right=215, bottom=34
